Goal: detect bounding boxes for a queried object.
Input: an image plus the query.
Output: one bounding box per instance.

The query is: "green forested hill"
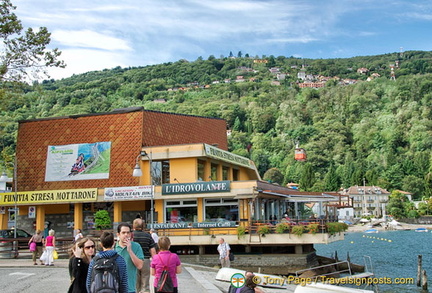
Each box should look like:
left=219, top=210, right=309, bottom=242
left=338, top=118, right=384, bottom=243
left=2, top=50, right=432, bottom=199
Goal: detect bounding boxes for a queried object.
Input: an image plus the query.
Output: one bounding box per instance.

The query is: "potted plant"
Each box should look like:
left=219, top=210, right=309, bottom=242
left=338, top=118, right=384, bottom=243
left=291, top=225, right=305, bottom=236
left=237, top=225, right=246, bottom=239
left=326, top=222, right=348, bottom=235
left=257, top=225, right=270, bottom=236
left=275, top=222, right=290, bottom=233
left=307, top=223, right=319, bottom=234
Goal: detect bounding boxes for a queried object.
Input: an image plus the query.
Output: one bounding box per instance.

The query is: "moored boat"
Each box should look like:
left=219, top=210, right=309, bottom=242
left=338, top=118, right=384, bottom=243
left=364, top=228, right=378, bottom=233
left=414, top=227, right=428, bottom=232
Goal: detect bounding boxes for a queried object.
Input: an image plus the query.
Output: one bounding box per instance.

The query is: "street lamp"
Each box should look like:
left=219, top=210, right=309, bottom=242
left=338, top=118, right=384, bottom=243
left=133, top=150, right=154, bottom=228
left=0, top=160, right=18, bottom=240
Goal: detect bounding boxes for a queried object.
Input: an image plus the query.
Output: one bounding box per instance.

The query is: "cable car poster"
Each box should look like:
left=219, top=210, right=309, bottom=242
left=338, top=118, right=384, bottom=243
left=45, top=142, right=111, bottom=181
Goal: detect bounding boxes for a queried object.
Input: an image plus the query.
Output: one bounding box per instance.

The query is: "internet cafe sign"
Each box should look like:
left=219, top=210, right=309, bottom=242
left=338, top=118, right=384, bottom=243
left=149, top=221, right=237, bottom=229
left=162, top=180, right=230, bottom=195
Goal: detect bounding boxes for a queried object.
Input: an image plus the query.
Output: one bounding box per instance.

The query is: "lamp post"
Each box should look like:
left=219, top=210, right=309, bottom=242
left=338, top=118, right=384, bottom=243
left=0, top=159, right=18, bottom=240
left=133, top=151, right=154, bottom=228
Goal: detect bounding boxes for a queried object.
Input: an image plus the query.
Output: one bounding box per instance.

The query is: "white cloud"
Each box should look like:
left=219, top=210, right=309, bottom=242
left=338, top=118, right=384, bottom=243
left=52, top=30, right=132, bottom=51
left=12, top=0, right=432, bottom=80
left=47, top=48, right=129, bottom=80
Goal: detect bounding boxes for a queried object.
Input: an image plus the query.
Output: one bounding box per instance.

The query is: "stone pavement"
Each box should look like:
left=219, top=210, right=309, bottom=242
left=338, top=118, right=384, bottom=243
left=0, top=257, right=226, bottom=293
left=0, top=256, right=291, bottom=293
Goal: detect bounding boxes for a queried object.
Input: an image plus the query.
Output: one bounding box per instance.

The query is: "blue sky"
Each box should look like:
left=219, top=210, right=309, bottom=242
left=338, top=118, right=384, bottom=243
left=14, top=0, right=432, bottom=80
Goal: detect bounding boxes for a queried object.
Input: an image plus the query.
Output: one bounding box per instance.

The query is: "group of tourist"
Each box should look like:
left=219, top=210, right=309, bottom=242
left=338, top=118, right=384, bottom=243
left=28, top=222, right=263, bottom=292
left=71, top=221, right=181, bottom=293
left=29, top=220, right=181, bottom=293
left=28, top=228, right=56, bottom=266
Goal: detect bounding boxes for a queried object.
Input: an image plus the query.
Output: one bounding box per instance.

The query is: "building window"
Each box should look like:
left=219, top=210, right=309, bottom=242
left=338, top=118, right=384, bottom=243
left=165, top=200, right=197, bottom=223
left=222, top=166, right=229, bottom=180
left=210, top=163, right=218, bottom=180
left=152, top=160, right=170, bottom=185
left=204, top=198, right=238, bottom=222
left=197, top=160, right=205, bottom=181
left=233, top=169, right=239, bottom=181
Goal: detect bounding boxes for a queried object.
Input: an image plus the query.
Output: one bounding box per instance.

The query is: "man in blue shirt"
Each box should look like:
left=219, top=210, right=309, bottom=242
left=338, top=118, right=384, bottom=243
left=116, top=222, right=144, bottom=293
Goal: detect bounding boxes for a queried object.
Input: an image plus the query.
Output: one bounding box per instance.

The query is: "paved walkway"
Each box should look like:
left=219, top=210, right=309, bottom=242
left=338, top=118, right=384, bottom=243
left=0, top=257, right=226, bottom=293
left=0, top=256, right=292, bottom=292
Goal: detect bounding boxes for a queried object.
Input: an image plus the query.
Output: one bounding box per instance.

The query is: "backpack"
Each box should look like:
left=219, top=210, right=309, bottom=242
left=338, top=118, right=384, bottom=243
left=29, top=242, right=36, bottom=252
left=90, top=254, right=120, bottom=293
left=156, top=254, right=174, bottom=293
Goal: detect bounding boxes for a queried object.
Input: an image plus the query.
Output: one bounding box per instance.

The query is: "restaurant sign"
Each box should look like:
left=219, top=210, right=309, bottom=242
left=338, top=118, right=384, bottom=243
left=148, top=221, right=237, bottom=229
left=0, top=188, right=98, bottom=205
left=162, top=180, right=230, bottom=195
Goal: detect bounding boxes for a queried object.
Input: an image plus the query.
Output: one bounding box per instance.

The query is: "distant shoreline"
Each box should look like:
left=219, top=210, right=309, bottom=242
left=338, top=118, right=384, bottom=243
left=347, top=222, right=432, bottom=233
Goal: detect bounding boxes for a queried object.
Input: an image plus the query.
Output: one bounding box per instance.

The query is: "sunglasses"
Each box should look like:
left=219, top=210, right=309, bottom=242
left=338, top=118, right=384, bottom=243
left=84, top=245, right=95, bottom=249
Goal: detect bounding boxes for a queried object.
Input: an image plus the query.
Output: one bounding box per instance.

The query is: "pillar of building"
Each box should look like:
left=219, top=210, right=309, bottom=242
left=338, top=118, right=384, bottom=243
left=74, top=203, right=83, bottom=230
left=295, top=244, right=303, bottom=254
left=204, top=159, right=211, bottom=181
left=197, top=198, right=204, bottom=222
left=0, top=212, right=7, bottom=229
left=217, top=164, right=223, bottom=181
left=113, top=201, right=122, bottom=228
left=36, top=205, right=45, bottom=231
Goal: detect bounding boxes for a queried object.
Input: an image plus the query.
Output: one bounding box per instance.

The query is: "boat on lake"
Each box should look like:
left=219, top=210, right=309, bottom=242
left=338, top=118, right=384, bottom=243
left=364, top=228, right=378, bottom=233
left=414, top=227, right=428, bottom=232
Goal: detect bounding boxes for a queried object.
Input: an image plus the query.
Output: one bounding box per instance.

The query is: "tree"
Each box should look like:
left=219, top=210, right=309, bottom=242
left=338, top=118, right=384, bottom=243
left=263, top=167, right=284, bottom=185
left=0, top=0, right=65, bottom=81
left=299, top=163, right=315, bottom=191
left=94, top=210, right=112, bottom=229
left=324, top=163, right=339, bottom=191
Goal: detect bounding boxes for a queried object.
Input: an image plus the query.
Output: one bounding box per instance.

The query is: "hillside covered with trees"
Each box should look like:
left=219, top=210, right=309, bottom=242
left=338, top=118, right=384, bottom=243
left=2, top=50, right=432, bottom=205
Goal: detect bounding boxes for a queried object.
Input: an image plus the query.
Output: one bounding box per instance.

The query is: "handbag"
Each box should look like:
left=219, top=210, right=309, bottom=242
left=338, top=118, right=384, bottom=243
left=29, top=242, right=36, bottom=252
left=229, top=252, right=235, bottom=262
left=53, top=250, right=58, bottom=260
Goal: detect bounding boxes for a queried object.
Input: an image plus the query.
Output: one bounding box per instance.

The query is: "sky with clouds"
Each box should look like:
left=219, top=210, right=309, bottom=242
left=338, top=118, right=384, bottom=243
left=13, top=0, right=432, bottom=80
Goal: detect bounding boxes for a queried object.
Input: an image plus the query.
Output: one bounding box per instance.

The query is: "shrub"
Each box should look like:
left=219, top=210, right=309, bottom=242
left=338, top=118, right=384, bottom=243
left=291, top=225, right=305, bottom=236
left=237, top=225, right=246, bottom=238
left=257, top=225, right=270, bottom=236
left=94, top=210, right=111, bottom=230
left=275, top=222, right=290, bottom=233
left=307, top=223, right=319, bottom=234
left=326, top=222, right=348, bottom=235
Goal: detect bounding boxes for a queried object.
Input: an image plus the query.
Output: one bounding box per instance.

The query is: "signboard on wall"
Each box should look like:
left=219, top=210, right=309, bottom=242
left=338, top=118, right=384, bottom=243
left=104, top=186, right=153, bottom=201
left=45, top=142, right=111, bottom=181
left=204, top=143, right=253, bottom=168
left=0, top=188, right=98, bottom=205
left=148, top=221, right=237, bottom=229
left=162, top=181, right=230, bottom=195
left=28, top=206, right=36, bottom=218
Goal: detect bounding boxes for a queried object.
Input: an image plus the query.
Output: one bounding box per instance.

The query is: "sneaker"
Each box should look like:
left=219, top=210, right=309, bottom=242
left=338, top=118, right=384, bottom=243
left=34, top=263, right=37, bottom=265
left=49, top=264, right=54, bottom=266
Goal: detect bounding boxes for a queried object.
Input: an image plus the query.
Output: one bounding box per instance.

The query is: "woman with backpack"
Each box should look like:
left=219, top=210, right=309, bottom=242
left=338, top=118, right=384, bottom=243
left=28, top=229, right=44, bottom=265
left=151, top=236, right=182, bottom=293
left=68, top=237, right=95, bottom=293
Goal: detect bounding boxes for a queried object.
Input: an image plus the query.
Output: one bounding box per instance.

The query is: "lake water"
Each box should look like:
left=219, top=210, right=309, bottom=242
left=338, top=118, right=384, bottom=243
left=315, top=230, right=431, bottom=292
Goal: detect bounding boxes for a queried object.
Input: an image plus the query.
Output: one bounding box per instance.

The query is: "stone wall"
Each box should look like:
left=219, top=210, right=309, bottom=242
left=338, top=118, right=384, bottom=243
left=179, top=253, right=316, bottom=275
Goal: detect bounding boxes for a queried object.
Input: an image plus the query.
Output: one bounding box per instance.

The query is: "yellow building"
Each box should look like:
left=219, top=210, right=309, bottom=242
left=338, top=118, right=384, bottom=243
left=0, top=108, right=344, bottom=273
